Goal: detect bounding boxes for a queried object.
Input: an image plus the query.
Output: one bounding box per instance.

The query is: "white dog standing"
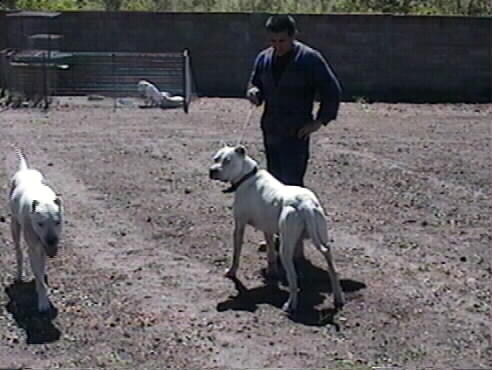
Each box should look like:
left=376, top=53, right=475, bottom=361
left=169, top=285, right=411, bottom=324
left=209, top=145, right=344, bottom=313
left=137, top=80, right=164, bottom=107
left=9, top=149, right=63, bottom=312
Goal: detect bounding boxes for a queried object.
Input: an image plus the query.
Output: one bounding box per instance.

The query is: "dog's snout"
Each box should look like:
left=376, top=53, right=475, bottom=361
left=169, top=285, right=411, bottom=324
left=44, top=234, right=59, bottom=257
left=46, top=234, right=59, bottom=248
left=209, top=167, right=219, bottom=179
left=44, top=242, right=58, bottom=258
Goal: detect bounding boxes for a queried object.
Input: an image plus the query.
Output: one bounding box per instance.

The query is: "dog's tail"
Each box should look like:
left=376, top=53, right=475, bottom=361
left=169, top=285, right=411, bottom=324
left=14, top=147, right=29, bottom=171
left=302, top=200, right=331, bottom=249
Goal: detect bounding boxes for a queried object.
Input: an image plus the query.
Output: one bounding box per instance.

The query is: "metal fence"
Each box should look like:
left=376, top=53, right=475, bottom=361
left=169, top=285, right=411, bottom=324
left=0, top=47, right=196, bottom=112
left=0, top=11, right=197, bottom=111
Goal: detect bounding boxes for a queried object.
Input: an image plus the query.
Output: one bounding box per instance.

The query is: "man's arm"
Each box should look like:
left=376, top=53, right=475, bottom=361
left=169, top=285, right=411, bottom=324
left=312, top=51, right=341, bottom=125
left=297, top=52, right=341, bottom=139
left=246, top=54, right=264, bottom=106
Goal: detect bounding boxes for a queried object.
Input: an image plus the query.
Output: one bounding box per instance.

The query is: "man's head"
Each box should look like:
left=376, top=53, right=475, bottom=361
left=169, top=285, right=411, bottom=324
left=265, top=15, right=297, bottom=56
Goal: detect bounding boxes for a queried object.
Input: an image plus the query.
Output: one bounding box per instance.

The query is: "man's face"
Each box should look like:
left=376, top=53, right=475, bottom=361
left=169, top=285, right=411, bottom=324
left=268, top=31, right=294, bottom=56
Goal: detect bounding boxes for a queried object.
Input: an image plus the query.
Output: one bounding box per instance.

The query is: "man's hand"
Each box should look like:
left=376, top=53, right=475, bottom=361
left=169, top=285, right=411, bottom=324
left=246, top=87, right=262, bottom=106
left=297, top=120, right=323, bottom=139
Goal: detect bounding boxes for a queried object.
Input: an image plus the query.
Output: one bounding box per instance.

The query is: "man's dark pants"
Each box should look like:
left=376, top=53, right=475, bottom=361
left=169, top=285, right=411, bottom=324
left=263, top=132, right=310, bottom=187
left=262, top=131, right=310, bottom=272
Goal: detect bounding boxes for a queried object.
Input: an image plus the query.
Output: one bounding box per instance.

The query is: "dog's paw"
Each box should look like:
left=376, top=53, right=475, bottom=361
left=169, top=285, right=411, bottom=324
left=282, top=300, right=297, bottom=315
left=224, top=268, right=237, bottom=279
left=334, top=296, right=345, bottom=310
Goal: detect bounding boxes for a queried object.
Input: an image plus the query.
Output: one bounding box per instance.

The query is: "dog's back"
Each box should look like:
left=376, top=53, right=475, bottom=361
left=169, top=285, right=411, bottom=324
left=9, top=150, right=52, bottom=217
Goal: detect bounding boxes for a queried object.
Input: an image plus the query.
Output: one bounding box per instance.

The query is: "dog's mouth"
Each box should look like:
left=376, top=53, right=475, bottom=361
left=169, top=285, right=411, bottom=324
left=209, top=168, right=222, bottom=180
left=44, top=248, right=58, bottom=258
left=43, top=241, right=59, bottom=258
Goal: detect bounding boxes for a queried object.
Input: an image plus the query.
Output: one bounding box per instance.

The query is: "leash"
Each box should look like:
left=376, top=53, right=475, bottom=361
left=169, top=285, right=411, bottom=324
left=236, top=104, right=255, bottom=146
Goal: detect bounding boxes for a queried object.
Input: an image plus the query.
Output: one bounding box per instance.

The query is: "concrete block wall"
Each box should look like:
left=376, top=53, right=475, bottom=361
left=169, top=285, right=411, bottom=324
left=0, top=13, right=7, bottom=51
left=1, top=11, right=490, bottom=102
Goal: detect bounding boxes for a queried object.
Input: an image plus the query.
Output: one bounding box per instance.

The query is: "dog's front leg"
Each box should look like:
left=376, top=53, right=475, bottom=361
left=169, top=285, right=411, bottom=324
left=11, top=218, right=23, bottom=281
left=225, top=222, right=245, bottom=279
left=26, top=236, right=50, bottom=312
left=31, top=248, right=50, bottom=312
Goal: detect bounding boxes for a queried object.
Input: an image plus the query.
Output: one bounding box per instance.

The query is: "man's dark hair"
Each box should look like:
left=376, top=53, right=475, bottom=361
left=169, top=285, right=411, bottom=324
left=265, top=15, right=297, bottom=36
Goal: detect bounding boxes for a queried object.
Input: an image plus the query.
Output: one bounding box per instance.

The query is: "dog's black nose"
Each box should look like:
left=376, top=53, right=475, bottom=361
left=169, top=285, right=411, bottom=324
left=209, top=168, right=217, bottom=179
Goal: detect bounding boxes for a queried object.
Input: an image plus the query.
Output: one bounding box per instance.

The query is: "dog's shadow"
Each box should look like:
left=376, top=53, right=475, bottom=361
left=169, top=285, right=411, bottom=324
left=4, top=280, right=61, bottom=344
left=217, top=259, right=366, bottom=328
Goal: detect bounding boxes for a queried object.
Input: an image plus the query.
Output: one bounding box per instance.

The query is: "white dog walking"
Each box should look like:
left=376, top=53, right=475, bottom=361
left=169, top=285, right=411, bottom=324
left=8, top=149, right=63, bottom=312
left=209, top=145, right=344, bottom=313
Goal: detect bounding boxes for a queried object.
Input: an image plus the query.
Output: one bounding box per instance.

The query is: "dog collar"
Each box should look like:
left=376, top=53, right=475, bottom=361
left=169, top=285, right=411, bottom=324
left=223, top=167, right=258, bottom=193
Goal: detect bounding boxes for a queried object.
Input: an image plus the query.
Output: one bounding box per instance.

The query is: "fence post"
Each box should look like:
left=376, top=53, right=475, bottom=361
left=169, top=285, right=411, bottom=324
left=112, top=52, right=116, bottom=112
left=42, top=50, right=48, bottom=110
left=183, top=49, right=188, bottom=114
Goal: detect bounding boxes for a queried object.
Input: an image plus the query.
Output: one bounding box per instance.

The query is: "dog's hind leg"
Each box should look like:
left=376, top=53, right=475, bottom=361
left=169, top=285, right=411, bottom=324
left=279, top=206, right=304, bottom=313
left=294, top=238, right=305, bottom=261
left=293, top=239, right=307, bottom=282
left=305, top=207, right=345, bottom=309
left=11, top=218, right=23, bottom=281
left=317, top=243, right=344, bottom=309
left=264, top=232, right=280, bottom=280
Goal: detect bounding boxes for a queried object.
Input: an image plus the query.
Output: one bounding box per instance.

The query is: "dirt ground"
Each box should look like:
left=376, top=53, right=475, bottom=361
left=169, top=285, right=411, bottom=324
left=0, top=97, right=490, bottom=369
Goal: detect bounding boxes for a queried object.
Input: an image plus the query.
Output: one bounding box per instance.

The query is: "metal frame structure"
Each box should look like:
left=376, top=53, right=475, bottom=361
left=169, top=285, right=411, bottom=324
left=1, top=11, right=197, bottom=112
left=1, top=11, right=61, bottom=109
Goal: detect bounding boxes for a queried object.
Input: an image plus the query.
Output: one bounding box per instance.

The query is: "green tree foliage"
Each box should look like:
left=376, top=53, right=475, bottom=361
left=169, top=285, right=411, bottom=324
left=0, top=0, right=490, bottom=15
left=102, top=0, right=122, bottom=10
left=331, top=0, right=490, bottom=15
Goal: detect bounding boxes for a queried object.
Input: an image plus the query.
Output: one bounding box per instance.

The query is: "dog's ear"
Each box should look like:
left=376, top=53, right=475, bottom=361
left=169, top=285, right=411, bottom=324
left=235, top=145, right=246, bottom=156
left=32, top=200, right=39, bottom=213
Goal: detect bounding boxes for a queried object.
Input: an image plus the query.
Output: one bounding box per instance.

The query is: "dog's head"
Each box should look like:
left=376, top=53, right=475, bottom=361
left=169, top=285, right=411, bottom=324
left=30, top=196, right=63, bottom=258
left=137, top=80, right=149, bottom=95
left=209, top=145, right=256, bottom=183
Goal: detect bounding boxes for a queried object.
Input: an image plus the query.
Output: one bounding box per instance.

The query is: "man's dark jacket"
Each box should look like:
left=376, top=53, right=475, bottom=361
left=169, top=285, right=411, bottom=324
left=249, top=40, right=341, bottom=136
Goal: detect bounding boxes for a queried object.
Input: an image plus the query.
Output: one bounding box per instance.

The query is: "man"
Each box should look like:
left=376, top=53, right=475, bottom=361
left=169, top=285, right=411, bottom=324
left=247, top=14, right=341, bottom=187
left=246, top=14, right=342, bottom=262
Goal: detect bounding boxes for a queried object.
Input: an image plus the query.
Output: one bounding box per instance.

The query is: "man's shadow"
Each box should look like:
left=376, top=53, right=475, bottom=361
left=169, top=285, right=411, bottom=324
left=217, top=259, right=366, bottom=328
left=4, top=280, right=61, bottom=344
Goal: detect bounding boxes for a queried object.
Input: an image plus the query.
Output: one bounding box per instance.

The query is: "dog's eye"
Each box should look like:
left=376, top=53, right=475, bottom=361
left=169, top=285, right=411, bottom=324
left=38, top=222, right=44, bottom=227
